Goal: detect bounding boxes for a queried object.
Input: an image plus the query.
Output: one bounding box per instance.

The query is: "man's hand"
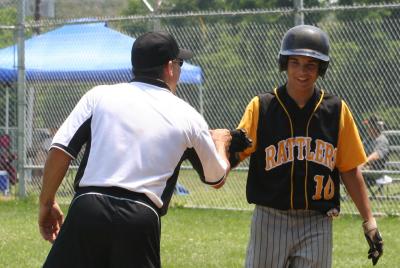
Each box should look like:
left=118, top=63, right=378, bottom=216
left=39, top=201, right=64, bottom=243
left=209, top=129, right=232, bottom=189
left=210, top=129, right=232, bottom=153
left=363, top=218, right=383, bottom=265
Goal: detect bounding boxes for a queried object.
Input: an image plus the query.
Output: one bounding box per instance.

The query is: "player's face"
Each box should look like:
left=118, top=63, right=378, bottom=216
left=286, top=55, right=319, bottom=93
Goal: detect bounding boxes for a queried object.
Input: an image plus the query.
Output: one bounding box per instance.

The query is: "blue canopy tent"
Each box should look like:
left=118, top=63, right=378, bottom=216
left=0, top=23, right=203, bottom=84
left=0, top=23, right=203, bottom=195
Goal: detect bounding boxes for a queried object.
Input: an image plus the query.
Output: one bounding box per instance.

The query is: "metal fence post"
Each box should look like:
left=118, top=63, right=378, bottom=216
left=294, top=0, right=304, bottom=25
left=17, top=0, right=26, bottom=197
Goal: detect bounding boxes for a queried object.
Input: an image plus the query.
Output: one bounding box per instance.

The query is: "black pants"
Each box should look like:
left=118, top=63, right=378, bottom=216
left=43, top=188, right=161, bottom=268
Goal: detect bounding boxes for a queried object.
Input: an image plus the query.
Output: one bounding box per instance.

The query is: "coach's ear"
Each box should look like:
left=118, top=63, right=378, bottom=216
left=166, top=60, right=174, bottom=76
left=161, top=61, right=174, bottom=83
left=162, top=60, right=178, bottom=94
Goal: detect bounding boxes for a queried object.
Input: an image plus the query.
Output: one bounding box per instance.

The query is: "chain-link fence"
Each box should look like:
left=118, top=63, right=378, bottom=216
left=1, top=3, right=400, bottom=215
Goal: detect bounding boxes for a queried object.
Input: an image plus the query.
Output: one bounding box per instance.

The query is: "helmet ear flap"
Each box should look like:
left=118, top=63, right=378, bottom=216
left=278, top=55, right=288, bottom=72
left=319, top=61, right=329, bottom=77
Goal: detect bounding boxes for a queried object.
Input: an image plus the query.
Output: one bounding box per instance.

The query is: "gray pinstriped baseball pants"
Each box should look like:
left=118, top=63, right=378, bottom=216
left=245, top=205, right=332, bottom=268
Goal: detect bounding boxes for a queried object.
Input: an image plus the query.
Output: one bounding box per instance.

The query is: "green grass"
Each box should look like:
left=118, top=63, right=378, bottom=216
left=19, top=167, right=400, bottom=216
left=0, top=198, right=50, bottom=268
left=1, top=198, right=399, bottom=267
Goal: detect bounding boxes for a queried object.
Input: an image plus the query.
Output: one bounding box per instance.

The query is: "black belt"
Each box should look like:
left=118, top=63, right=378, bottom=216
left=75, top=186, right=160, bottom=215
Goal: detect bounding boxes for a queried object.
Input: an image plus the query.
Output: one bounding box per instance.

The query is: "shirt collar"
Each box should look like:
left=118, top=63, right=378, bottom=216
left=131, top=76, right=171, bottom=91
left=278, top=84, right=321, bottom=112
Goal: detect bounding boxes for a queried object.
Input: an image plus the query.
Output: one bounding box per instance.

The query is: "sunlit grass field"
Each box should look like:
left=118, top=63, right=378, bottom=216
left=0, top=198, right=399, bottom=268
left=2, top=166, right=400, bottom=267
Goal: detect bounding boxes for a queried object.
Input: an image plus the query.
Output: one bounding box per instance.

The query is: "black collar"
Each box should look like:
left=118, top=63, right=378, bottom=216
left=278, top=84, right=321, bottom=110
left=131, top=76, right=170, bottom=91
left=278, top=84, right=321, bottom=115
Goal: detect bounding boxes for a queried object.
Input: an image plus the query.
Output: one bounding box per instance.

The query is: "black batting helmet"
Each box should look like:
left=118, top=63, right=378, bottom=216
left=278, top=25, right=330, bottom=77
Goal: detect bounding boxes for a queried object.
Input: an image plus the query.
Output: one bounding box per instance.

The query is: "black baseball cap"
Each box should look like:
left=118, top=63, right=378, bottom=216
left=131, top=31, right=193, bottom=70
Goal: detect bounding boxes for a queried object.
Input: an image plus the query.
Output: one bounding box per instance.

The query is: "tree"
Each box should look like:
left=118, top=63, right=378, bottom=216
left=0, top=7, right=17, bottom=48
left=120, top=0, right=400, bottom=130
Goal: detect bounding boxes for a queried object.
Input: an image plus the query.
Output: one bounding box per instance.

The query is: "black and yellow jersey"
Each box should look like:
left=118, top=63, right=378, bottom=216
left=238, top=85, right=367, bottom=213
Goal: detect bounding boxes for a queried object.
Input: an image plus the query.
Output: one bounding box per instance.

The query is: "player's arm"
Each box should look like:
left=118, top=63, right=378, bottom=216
left=336, top=101, right=383, bottom=265
left=366, top=151, right=380, bottom=163
left=341, top=167, right=383, bottom=265
left=38, top=148, right=72, bottom=243
left=340, top=167, right=372, bottom=221
left=335, top=101, right=370, bottom=209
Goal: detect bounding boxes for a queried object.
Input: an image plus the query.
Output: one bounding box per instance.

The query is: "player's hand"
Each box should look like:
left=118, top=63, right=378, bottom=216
left=229, top=129, right=252, bottom=153
left=39, top=201, right=64, bottom=243
left=363, top=218, right=383, bottom=265
left=227, top=129, right=252, bottom=168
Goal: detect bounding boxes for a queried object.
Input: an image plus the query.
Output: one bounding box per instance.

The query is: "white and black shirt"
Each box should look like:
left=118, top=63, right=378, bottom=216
left=51, top=78, right=228, bottom=214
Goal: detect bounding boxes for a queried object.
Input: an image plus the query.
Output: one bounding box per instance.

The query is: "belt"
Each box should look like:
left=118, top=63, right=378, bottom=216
left=75, top=186, right=161, bottom=215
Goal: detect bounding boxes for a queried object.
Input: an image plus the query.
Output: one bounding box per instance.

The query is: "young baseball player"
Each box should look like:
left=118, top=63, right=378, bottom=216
left=38, top=31, right=232, bottom=268
left=231, top=25, right=383, bottom=267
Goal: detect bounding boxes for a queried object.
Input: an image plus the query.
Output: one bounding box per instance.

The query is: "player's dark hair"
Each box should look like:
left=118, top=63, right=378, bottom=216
left=278, top=56, right=329, bottom=77
left=132, top=65, right=164, bottom=80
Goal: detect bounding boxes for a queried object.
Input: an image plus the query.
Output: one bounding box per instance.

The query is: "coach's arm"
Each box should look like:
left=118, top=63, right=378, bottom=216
left=38, top=148, right=72, bottom=243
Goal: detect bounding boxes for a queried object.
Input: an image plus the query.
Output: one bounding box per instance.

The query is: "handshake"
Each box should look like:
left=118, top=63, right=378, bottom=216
left=210, top=128, right=252, bottom=168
